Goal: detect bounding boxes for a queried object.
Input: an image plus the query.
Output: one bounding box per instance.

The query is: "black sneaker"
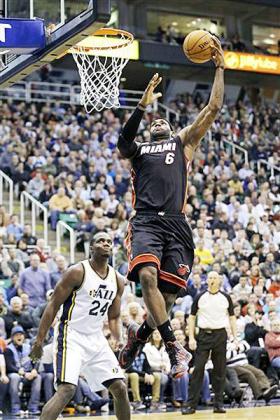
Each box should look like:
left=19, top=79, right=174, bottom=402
left=181, top=406, right=196, bottom=415
left=119, top=323, right=145, bottom=369
left=165, top=341, right=192, bottom=379
left=213, top=406, right=226, bottom=413
left=263, top=385, right=278, bottom=402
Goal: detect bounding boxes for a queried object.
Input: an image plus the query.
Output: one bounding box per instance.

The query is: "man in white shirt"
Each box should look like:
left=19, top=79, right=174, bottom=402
left=182, top=271, right=237, bottom=415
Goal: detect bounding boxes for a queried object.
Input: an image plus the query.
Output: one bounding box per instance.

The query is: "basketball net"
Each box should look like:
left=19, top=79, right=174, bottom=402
left=70, top=28, right=134, bottom=113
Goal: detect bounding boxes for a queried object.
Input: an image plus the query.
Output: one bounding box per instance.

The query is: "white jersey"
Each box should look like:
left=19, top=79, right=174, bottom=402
left=59, top=259, right=117, bottom=335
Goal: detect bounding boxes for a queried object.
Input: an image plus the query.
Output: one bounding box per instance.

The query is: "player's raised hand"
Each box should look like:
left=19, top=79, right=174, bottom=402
left=210, top=36, right=224, bottom=68
left=139, top=73, right=162, bottom=107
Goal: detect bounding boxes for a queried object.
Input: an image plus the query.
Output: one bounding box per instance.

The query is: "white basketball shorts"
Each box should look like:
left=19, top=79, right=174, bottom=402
left=53, top=324, right=124, bottom=392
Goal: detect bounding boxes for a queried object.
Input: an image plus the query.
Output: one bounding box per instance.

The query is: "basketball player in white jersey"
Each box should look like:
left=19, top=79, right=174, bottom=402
left=30, top=232, right=130, bottom=420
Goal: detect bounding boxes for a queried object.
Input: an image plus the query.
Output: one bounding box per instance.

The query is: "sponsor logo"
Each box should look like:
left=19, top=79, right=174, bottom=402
left=177, top=264, right=190, bottom=276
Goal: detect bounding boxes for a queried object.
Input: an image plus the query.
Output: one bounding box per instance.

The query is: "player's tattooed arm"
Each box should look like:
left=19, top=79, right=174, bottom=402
left=117, top=73, right=162, bottom=159
left=30, top=264, right=84, bottom=362
left=179, top=37, right=224, bottom=161
left=108, top=273, right=125, bottom=346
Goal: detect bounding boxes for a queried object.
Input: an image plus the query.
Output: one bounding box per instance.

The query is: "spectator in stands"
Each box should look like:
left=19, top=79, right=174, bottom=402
left=32, top=289, right=54, bottom=328
left=143, top=330, right=170, bottom=410
left=3, top=296, right=34, bottom=338
left=49, top=187, right=75, bottom=230
left=27, top=168, right=45, bottom=200
left=22, top=224, right=37, bottom=246
left=226, top=336, right=278, bottom=402
left=0, top=289, right=8, bottom=317
left=5, top=325, right=41, bottom=415
left=194, top=240, right=214, bottom=266
left=126, top=348, right=161, bottom=411
left=232, top=276, right=252, bottom=299
left=6, top=215, right=23, bottom=242
left=38, top=182, right=56, bottom=207
left=19, top=253, right=51, bottom=308
left=5, top=274, right=19, bottom=303
left=50, top=255, right=67, bottom=289
left=0, top=346, right=9, bottom=415
left=265, top=317, right=280, bottom=371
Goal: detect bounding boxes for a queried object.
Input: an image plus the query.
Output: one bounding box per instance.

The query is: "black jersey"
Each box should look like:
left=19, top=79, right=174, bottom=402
left=131, top=136, right=189, bottom=213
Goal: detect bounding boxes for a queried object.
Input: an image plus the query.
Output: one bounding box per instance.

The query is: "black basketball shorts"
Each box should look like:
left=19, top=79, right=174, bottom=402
left=125, top=213, right=195, bottom=294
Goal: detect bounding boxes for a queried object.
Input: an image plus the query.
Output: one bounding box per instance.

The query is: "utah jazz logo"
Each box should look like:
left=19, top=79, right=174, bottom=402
left=89, top=284, right=114, bottom=300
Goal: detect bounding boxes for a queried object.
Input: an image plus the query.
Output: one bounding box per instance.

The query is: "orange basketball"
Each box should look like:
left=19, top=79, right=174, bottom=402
left=183, top=30, right=213, bottom=64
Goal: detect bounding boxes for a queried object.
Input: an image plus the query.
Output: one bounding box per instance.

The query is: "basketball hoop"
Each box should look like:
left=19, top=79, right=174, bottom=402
left=69, top=28, right=134, bottom=113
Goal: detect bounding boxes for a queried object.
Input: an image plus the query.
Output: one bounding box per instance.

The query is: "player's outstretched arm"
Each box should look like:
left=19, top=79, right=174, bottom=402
left=117, top=73, right=162, bottom=159
left=30, top=264, right=84, bottom=362
left=179, top=36, right=224, bottom=161
left=107, top=273, right=125, bottom=346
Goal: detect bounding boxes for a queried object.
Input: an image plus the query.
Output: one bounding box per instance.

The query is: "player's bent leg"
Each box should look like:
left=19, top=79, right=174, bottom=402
left=119, top=265, right=167, bottom=370
left=106, top=379, right=131, bottom=420
left=139, top=266, right=169, bottom=325
left=40, top=383, right=76, bottom=420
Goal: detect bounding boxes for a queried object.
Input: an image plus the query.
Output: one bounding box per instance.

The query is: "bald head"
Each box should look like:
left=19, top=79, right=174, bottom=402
left=207, top=271, right=222, bottom=293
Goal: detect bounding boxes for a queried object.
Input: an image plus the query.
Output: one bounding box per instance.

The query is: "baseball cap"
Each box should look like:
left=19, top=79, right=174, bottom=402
left=11, top=325, right=25, bottom=337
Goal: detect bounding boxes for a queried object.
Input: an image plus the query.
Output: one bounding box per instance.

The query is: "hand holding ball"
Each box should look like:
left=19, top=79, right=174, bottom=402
left=183, top=30, right=213, bottom=63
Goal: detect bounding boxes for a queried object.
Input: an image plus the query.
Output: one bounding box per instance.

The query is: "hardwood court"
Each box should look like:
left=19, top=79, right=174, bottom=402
left=64, top=405, right=279, bottom=420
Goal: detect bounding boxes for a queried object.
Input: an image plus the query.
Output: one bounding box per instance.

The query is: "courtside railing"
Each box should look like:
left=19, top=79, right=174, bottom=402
left=0, top=81, right=179, bottom=121
left=56, top=220, right=75, bottom=264
left=207, top=130, right=249, bottom=165
left=0, top=170, right=14, bottom=215
left=20, top=191, right=48, bottom=245
left=257, top=159, right=280, bottom=179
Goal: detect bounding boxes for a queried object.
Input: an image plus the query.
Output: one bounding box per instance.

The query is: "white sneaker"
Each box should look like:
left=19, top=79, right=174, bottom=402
left=100, top=403, right=109, bottom=413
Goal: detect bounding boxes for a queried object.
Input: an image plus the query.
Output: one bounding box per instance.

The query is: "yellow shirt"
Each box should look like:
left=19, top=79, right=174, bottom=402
left=49, top=194, right=73, bottom=211
left=195, top=248, right=214, bottom=265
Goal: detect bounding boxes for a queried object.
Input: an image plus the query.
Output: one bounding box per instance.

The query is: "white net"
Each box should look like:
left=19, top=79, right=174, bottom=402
left=71, top=30, right=133, bottom=113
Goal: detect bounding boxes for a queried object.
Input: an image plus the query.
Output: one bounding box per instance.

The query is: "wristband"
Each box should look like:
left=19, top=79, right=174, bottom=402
left=138, top=103, right=146, bottom=111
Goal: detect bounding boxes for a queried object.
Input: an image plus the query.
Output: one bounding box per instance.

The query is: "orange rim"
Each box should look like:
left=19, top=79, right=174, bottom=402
left=71, top=27, right=134, bottom=53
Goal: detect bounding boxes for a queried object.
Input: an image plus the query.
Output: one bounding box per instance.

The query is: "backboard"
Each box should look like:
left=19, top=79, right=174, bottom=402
left=0, top=0, right=111, bottom=87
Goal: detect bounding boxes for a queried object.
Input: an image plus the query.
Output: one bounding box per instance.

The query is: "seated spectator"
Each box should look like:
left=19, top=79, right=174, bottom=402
left=32, top=289, right=54, bottom=328
left=19, top=253, right=51, bottom=308
left=244, top=310, right=267, bottom=348
left=194, top=240, right=214, bottom=266
left=20, top=293, right=32, bottom=315
left=22, top=224, right=37, bottom=246
left=5, top=274, right=19, bottom=303
left=3, top=296, right=34, bottom=338
left=49, top=187, right=75, bottom=230
left=4, top=248, right=24, bottom=276
left=27, top=168, right=45, bottom=200
left=260, top=253, right=280, bottom=279
left=6, top=215, right=23, bottom=242
left=35, top=238, right=49, bottom=263
left=126, top=349, right=161, bottom=411
left=224, top=367, right=244, bottom=405
left=15, top=240, right=29, bottom=268
left=4, top=325, right=41, bottom=415
left=143, top=330, right=170, bottom=409
left=0, top=347, right=9, bottom=415
left=226, top=337, right=277, bottom=402
left=0, top=289, right=8, bottom=316
left=127, top=302, right=144, bottom=324
left=50, top=255, right=68, bottom=289
left=265, top=317, right=280, bottom=371
left=74, top=376, right=109, bottom=413
left=233, top=276, right=252, bottom=299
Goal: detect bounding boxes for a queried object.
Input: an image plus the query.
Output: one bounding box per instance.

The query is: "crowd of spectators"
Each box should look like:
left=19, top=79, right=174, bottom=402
left=0, top=94, right=279, bottom=414
left=152, top=25, right=280, bottom=56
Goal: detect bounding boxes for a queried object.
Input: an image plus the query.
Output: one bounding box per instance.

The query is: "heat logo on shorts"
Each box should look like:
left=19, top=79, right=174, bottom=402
left=177, top=264, right=190, bottom=276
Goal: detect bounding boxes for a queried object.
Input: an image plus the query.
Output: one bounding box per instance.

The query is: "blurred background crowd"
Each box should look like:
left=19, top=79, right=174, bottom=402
left=0, top=94, right=279, bottom=414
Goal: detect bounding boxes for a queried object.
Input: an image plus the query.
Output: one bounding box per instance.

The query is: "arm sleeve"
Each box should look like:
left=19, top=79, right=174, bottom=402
left=117, top=107, right=145, bottom=158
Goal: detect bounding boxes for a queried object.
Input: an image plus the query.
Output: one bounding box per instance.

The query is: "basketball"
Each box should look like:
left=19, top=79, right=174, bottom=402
left=183, top=30, right=213, bottom=63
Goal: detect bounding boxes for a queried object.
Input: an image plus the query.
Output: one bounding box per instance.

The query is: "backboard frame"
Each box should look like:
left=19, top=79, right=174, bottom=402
left=0, top=0, right=111, bottom=88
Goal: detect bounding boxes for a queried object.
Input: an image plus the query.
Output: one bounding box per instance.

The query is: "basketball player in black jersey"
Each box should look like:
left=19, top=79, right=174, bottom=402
left=118, top=36, right=224, bottom=379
